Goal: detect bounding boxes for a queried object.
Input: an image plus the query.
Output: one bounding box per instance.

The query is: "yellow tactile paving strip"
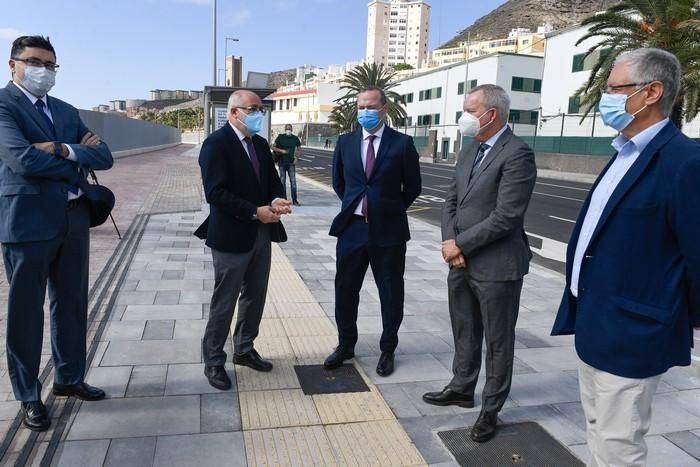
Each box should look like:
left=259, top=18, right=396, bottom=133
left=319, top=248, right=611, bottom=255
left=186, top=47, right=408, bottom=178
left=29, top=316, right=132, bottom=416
left=237, top=244, right=427, bottom=467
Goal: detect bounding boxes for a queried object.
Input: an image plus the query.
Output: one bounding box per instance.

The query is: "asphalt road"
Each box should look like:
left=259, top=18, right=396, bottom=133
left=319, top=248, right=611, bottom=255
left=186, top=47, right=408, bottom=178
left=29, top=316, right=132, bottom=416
left=295, top=147, right=593, bottom=274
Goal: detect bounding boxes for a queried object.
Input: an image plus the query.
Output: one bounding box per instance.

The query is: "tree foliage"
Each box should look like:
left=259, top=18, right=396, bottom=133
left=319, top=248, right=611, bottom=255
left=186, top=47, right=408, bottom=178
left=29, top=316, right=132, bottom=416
left=141, top=107, right=204, bottom=131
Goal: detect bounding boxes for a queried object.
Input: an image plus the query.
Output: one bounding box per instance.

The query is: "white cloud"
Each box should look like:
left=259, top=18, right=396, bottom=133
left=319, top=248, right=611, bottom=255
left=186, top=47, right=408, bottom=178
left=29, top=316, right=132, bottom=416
left=0, top=27, right=23, bottom=40
left=231, top=9, right=252, bottom=25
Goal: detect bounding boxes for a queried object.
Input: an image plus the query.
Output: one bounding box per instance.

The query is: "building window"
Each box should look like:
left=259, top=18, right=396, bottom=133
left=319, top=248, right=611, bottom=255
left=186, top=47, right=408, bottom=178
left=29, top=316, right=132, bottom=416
left=508, top=109, right=539, bottom=125
left=568, top=95, right=581, bottom=114
left=286, top=99, right=290, bottom=110
left=433, top=113, right=440, bottom=125
left=293, top=98, right=298, bottom=106
left=417, top=114, right=431, bottom=126
left=572, top=53, right=586, bottom=73
left=572, top=48, right=611, bottom=73
left=436, top=87, right=442, bottom=99
left=455, top=111, right=463, bottom=123
left=511, top=76, right=542, bottom=94
left=457, top=79, right=478, bottom=95
left=402, top=93, right=413, bottom=103
left=458, top=82, right=465, bottom=95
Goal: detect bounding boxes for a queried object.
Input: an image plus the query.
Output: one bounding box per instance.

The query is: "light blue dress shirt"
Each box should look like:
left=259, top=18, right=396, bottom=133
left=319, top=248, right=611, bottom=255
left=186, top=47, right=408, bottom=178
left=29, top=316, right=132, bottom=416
left=570, top=118, right=669, bottom=297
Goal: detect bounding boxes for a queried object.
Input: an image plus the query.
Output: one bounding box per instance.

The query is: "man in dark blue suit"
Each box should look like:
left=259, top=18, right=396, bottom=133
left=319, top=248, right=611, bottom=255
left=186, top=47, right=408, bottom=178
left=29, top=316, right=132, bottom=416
left=195, top=90, right=291, bottom=390
left=0, top=36, right=113, bottom=431
left=551, top=48, right=700, bottom=466
left=325, top=87, right=421, bottom=376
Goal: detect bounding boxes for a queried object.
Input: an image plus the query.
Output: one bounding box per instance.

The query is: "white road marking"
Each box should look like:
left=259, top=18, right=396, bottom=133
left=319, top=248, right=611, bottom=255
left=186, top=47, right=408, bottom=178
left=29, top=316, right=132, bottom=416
left=533, top=191, right=585, bottom=202
left=536, top=181, right=590, bottom=192
left=526, top=231, right=567, bottom=262
left=549, top=215, right=576, bottom=224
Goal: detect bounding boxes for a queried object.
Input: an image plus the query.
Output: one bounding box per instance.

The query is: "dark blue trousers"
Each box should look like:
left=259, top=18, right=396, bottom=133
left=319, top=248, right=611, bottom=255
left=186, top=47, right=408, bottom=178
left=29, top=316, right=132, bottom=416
left=2, top=200, right=90, bottom=401
left=334, top=218, right=406, bottom=353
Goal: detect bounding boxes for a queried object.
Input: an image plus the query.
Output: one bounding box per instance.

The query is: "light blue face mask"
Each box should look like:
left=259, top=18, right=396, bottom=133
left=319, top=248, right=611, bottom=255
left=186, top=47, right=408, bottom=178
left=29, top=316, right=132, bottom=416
left=357, top=109, right=381, bottom=130
left=239, top=110, right=264, bottom=134
left=598, top=86, right=648, bottom=132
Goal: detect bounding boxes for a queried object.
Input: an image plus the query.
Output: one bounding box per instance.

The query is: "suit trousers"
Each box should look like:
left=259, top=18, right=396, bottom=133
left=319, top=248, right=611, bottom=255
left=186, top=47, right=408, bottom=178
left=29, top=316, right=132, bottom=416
left=2, top=199, right=90, bottom=401
left=202, top=224, right=271, bottom=366
left=447, top=267, right=522, bottom=413
left=578, top=359, right=661, bottom=467
left=334, top=218, right=406, bottom=353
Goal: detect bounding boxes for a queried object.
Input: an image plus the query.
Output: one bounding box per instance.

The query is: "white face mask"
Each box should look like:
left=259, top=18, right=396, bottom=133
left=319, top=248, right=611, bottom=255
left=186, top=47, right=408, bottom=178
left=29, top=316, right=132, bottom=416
left=20, top=65, right=56, bottom=97
left=458, top=109, right=492, bottom=137
left=285, top=130, right=292, bottom=136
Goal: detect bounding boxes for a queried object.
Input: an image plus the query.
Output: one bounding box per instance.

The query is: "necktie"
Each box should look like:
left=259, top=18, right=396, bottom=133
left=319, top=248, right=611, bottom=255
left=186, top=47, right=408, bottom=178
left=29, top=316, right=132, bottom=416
left=34, top=99, right=56, bottom=138
left=470, top=143, right=490, bottom=180
left=243, top=137, right=261, bottom=180
left=361, top=134, right=377, bottom=218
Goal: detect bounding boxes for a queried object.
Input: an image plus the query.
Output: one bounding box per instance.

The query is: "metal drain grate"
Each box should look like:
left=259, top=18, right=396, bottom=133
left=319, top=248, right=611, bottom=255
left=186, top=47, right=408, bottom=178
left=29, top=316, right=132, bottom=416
left=438, top=422, right=584, bottom=467
left=294, top=364, right=370, bottom=395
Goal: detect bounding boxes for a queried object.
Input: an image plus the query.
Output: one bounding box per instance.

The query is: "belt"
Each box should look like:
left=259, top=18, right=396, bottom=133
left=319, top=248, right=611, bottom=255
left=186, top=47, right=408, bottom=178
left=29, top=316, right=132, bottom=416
left=352, top=214, right=368, bottom=223
left=67, top=197, right=84, bottom=209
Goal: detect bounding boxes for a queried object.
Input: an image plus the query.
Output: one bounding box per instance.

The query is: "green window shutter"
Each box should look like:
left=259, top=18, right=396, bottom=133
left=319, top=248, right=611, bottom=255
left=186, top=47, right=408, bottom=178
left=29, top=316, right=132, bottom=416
left=434, top=114, right=440, bottom=125
left=572, top=53, right=585, bottom=72
left=470, top=79, right=478, bottom=90
left=568, top=96, right=581, bottom=114
left=511, top=77, right=524, bottom=91
left=458, top=82, right=465, bottom=95
left=436, top=87, right=442, bottom=98
left=529, top=110, right=539, bottom=125
left=509, top=110, right=520, bottom=123
left=534, top=79, right=542, bottom=93
left=455, top=111, right=463, bottom=123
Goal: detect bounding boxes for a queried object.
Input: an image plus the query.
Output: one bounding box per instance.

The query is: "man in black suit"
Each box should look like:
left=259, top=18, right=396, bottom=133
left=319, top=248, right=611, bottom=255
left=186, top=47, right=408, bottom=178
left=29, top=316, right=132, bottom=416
left=324, top=87, right=422, bottom=377
left=195, top=90, right=291, bottom=390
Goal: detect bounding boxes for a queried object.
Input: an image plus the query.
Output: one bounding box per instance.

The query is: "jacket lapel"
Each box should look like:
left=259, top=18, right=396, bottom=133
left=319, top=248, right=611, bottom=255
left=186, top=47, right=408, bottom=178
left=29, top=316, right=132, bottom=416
left=369, top=125, right=395, bottom=181
left=349, top=129, right=364, bottom=178
left=6, top=81, right=55, bottom=139
left=47, top=96, right=65, bottom=141
left=586, top=121, right=678, bottom=249
left=461, top=128, right=513, bottom=202
left=224, top=123, right=259, bottom=184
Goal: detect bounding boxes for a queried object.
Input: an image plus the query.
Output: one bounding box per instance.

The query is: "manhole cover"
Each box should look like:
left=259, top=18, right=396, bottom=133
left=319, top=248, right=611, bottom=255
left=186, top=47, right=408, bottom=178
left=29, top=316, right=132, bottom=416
left=438, top=421, right=584, bottom=467
left=294, top=364, right=369, bottom=395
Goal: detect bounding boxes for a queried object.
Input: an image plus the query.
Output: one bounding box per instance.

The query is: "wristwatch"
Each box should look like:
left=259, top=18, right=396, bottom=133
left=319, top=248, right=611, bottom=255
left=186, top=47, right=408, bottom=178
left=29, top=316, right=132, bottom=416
left=52, top=142, right=63, bottom=158
left=251, top=212, right=258, bottom=220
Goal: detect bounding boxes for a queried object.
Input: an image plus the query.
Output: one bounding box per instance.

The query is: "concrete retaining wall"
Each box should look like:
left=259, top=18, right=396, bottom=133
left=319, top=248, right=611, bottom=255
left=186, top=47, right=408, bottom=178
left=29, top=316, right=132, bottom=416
left=78, top=110, right=181, bottom=152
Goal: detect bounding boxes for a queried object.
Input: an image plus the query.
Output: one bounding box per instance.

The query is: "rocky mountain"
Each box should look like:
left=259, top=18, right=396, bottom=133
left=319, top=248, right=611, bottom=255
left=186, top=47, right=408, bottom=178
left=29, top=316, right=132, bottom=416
left=438, top=0, right=620, bottom=48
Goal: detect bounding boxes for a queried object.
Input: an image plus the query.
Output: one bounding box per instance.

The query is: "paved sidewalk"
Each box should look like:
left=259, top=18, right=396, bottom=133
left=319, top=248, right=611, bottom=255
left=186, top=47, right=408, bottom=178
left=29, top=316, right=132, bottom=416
left=2, top=145, right=699, bottom=466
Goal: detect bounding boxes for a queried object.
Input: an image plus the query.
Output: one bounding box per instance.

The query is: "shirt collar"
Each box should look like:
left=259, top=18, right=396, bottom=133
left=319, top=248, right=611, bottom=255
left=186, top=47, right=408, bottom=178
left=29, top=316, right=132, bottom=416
left=362, top=124, right=385, bottom=141
left=612, top=118, right=669, bottom=154
left=483, top=124, right=509, bottom=148
left=12, top=80, right=48, bottom=107
left=229, top=121, right=247, bottom=141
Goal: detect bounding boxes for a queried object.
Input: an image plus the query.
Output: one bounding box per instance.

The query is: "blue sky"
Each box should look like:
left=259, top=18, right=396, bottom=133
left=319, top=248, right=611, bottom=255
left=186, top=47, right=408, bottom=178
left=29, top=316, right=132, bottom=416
left=1, top=0, right=507, bottom=109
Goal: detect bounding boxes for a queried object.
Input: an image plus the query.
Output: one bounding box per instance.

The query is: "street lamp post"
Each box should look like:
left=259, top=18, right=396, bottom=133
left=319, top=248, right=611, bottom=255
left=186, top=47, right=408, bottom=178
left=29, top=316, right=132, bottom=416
left=212, top=0, right=217, bottom=86
left=224, top=37, right=239, bottom=87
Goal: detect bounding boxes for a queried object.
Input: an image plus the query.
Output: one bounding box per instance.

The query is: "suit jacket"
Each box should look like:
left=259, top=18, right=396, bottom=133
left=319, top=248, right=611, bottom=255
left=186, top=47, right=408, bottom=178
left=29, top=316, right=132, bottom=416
left=195, top=123, right=286, bottom=253
left=551, top=121, right=700, bottom=378
left=329, top=126, right=421, bottom=246
left=0, top=81, right=113, bottom=243
left=442, top=127, right=537, bottom=281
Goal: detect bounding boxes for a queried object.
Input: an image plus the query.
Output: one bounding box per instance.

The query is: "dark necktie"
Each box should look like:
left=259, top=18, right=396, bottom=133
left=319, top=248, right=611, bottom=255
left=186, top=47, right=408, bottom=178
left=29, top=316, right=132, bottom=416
left=362, top=135, right=377, bottom=217
left=470, top=143, right=490, bottom=180
left=243, top=137, right=261, bottom=180
left=34, top=99, right=56, bottom=138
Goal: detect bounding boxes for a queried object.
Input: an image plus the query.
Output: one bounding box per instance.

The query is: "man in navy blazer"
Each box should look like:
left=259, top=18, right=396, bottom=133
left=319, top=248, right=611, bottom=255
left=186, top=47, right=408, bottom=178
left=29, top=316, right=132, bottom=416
left=0, top=36, right=113, bottom=431
left=325, top=87, right=421, bottom=376
left=195, top=90, right=291, bottom=390
left=551, top=48, right=700, bottom=466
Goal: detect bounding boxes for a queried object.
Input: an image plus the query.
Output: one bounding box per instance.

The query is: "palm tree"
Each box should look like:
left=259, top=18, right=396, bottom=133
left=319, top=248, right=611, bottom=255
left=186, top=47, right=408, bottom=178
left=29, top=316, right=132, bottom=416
left=575, top=0, right=700, bottom=127
left=329, top=100, right=356, bottom=134
left=332, top=62, right=407, bottom=130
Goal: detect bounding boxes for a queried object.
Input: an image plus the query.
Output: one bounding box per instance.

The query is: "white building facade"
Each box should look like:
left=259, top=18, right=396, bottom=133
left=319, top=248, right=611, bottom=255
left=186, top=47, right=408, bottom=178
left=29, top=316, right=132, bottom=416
left=366, top=0, right=430, bottom=69
left=270, top=83, right=344, bottom=126
left=393, top=53, right=543, bottom=160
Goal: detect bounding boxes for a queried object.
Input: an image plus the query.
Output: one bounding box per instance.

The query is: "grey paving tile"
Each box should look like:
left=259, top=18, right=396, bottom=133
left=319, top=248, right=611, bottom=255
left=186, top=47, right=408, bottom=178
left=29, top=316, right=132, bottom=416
left=162, top=270, right=185, bottom=280
left=515, top=345, right=579, bottom=372
left=153, top=432, right=246, bottom=467
left=67, top=395, right=200, bottom=440
left=356, top=353, right=452, bottom=384
left=395, top=332, right=453, bottom=355
left=401, top=314, right=452, bottom=334
left=201, top=392, right=241, bottom=433
left=645, top=435, right=700, bottom=466
left=101, top=339, right=201, bottom=366
left=663, top=366, right=700, bottom=390
left=127, top=270, right=164, bottom=280
left=509, top=371, right=580, bottom=406
left=102, top=321, right=145, bottom=341
left=399, top=413, right=479, bottom=465
left=165, top=363, right=235, bottom=396
left=499, top=405, right=587, bottom=445
left=122, top=304, right=203, bottom=321
left=173, top=320, right=208, bottom=339
left=154, top=290, right=181, bottom=305
left=143, top=320, right=175, bottom=340
left=137, top=279, right=203, bottom=292
left=84, top=366, right=132, bottom=399
left=126, top=365, right=168, bottom=397
left=0, top=400, right=18, bottom=421
left=56, top=439, right=110, bottom=467
left=376, top=383, right=422, bottom=418
left=179, top=290, right=213, bottom=304
left=648, top=392, right=700, bottom=435
left=116, top=291, right=156, bottom=306
left=104, top=437, right=157, bottom=467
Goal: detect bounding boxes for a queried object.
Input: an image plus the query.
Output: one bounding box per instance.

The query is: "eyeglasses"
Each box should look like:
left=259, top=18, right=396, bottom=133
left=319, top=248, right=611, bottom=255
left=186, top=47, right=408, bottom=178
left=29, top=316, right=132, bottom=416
left=235, top=106, right=266, bottom=115
left=604, top=82, right=650, bottom=94
left=12, top=57, right=60, bottom=71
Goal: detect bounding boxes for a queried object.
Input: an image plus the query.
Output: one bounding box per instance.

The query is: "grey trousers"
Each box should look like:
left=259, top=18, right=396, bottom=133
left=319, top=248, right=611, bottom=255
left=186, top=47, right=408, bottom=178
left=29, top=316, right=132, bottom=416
left=202, top=225, right=271, bottom=366
left=447, top=267, right=523, bottom=413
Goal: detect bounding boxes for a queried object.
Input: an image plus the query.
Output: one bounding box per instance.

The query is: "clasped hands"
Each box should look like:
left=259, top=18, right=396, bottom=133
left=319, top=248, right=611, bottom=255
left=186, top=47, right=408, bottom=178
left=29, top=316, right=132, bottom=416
left=256, top=198, right=292, bottom=224
left=442, top=239, right=466, bottom=268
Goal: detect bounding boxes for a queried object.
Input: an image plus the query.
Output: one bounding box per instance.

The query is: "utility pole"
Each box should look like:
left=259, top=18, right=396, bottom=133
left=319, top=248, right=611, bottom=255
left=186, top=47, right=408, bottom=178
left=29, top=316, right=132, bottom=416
left=212, top=0, right=217, bottom=86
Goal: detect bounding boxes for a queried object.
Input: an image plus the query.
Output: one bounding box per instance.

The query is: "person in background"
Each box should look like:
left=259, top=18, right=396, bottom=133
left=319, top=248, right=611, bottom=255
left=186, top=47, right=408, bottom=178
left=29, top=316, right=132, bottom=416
left=272, top=123, right=302, bottom=206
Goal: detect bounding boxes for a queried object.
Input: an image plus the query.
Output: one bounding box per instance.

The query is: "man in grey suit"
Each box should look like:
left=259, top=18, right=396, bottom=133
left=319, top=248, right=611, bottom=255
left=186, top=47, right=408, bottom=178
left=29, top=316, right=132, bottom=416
left=422, top=84, right=536, bottom=442
left=0, top=36, right=113, bottom=432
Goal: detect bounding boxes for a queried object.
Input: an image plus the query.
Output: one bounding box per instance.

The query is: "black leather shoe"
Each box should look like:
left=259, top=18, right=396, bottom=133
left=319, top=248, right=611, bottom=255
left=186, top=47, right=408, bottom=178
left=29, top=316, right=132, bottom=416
left=376, top=351, right=394, bottom=376
left=470, top=411, right=498, bottom=442
left=53, top=382, right=106, bottom=401
left=204, top=365, right=232, bottom=390
left=22, top=401, right=50, bottom=432
left=233, top=349, right=273, bottom=372
left=323, top=346, right=354, bottom=369
left=422, top=387, right=474, bottom=408
left=293, top=201, right=301, bottom=206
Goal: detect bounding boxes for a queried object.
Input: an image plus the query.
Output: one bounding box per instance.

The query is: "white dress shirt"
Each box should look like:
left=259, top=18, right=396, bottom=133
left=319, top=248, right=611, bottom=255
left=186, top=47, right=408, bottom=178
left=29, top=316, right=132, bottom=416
left=570, top=118, right=669, bottom=297
left=354, top=124, right=385, bottom=216
left=477, top=124, right=509, bottom=165
left=13, top=81, right=81, bottom=199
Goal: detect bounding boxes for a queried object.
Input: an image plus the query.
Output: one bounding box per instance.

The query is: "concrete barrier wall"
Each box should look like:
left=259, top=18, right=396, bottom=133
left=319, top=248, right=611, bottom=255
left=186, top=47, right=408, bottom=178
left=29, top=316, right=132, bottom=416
left=535, top=151, right=611, bottom=175
left=78, top=110, right=181, bottom=153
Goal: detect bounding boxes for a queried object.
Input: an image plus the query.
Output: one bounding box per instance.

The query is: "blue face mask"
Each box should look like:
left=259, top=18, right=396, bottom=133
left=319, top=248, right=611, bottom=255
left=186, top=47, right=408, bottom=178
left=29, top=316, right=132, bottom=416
left=598, top=86, right=647, bottom=132
left=239, top=110, right=264, bottom=134
left=357, top=109, right=381, bottom=130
